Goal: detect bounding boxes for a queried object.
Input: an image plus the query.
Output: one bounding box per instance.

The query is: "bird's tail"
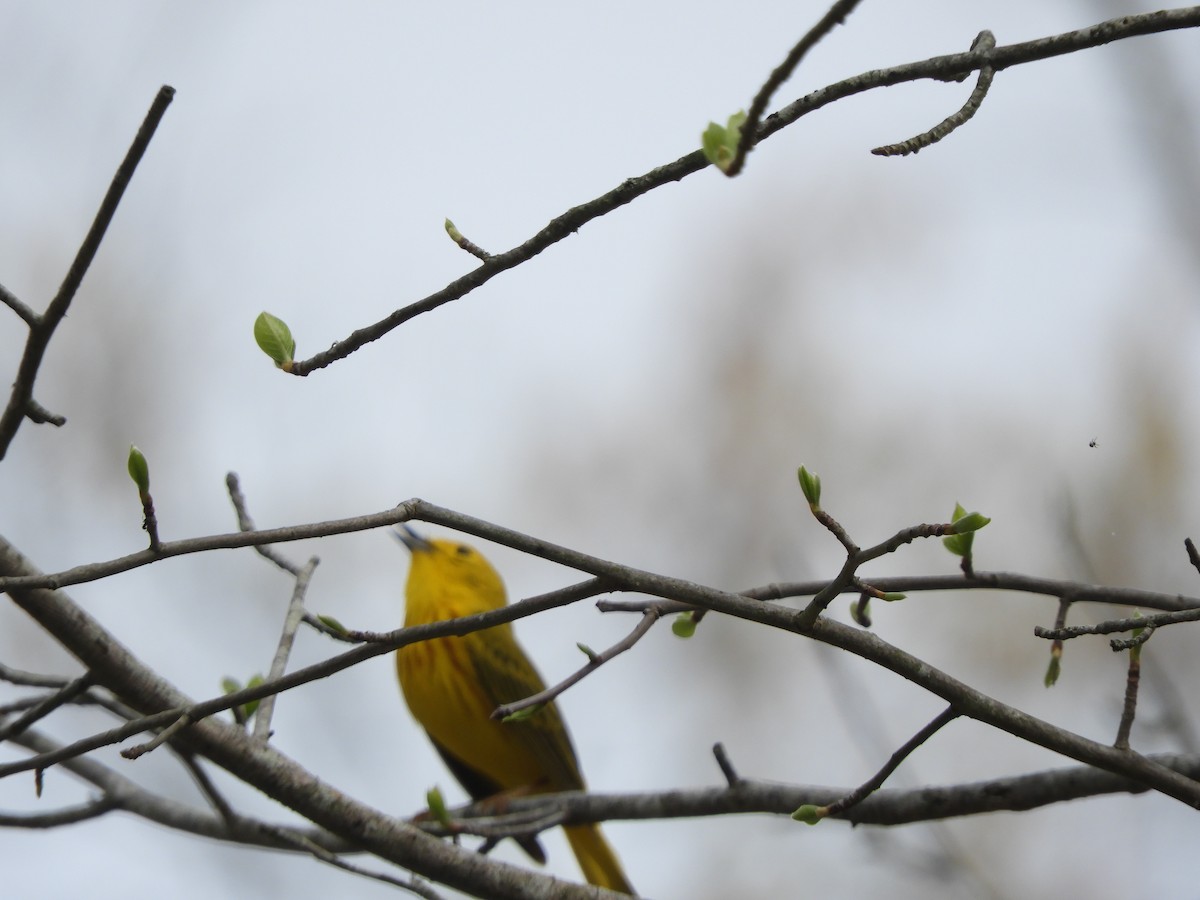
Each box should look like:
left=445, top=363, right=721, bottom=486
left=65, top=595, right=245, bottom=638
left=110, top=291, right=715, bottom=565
left=564, top=824, right=635, bottom=895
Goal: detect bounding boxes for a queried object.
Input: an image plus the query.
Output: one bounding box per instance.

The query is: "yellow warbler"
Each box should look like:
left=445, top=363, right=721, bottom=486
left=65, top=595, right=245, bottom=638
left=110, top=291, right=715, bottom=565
left=394, top=526, right=635, bottom=895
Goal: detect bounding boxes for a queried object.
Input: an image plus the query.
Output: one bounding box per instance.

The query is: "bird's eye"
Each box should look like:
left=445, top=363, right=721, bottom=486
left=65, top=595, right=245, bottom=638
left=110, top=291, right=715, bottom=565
left=455, top=545, right=472, bottom=557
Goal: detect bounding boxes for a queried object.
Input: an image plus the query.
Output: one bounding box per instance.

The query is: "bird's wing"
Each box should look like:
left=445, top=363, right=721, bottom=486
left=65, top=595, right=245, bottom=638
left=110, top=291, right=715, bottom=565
left=464, top=626, right=588, bottom=792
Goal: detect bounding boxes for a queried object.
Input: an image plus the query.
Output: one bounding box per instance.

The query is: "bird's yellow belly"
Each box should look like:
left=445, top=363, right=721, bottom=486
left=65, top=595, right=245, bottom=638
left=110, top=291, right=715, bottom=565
left=397, top=635, right=547, bottom=791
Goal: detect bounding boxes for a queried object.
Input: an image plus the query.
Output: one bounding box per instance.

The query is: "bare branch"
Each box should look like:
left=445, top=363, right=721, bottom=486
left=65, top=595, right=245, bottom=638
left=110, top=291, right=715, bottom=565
left=712, top=743, right=741, bottom=788
left=121, top=712, right=192, bottom=760
left=254, top=556, right=320, bottom=742
left=490, top=605, right=661, bottom=720
left=1186, top=536, right=1200, bottom=576
left=0, top=281, right=38, bottom=327
left=0, top=796, right=120, bottom=827
left=0, top=662, right=81, bottom=689
left=816, top=707, right=960, bottom=820
left=1035, top=607, right=1200, bottom=641
left=433, top=750, right=1200, bottom=829
left=226, top=472, right=304, bottom=575
left=24, top=398, right=65, bottom=427
left=5, top=498, right=1198, bottom=618
left=262, top=825, right=449, bottom=899
left=0, top=85, right=175, bottom=459
left=283, top=8, right=1200, bottom=376
left=1114, top=638, right=1144, bottom=750
left=6, top=725, right=353, bottom=852
left=872, top=31, right=997, bottom=157
left=724, top=0, right=864, bottom=177
left=0, top=672, right=95, bottom=742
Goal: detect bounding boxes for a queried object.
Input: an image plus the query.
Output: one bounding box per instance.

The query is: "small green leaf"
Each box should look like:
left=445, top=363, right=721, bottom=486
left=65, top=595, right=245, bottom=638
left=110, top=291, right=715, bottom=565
left=317, top=614, right=347, bottom=634
left=943, top=532, right=969, bottom=557
left=791, top=804, right=825, bottom=825
left=502, top=704, right=544, bottom=723
left=426, top=786, right=452, bottom=828
left=1044, top=655, right=1061, bottom=688
left=444, top=218, right=463, bottom=243
left=701, top=111, right=747, bottom=174
left=953, top=512, right=991, bottom=534
left=576, top=642, right=600, bottom=662
left=240, top=673, right=265, bottom=721
left=797, top=466, right=822, bottom=507
left=254, top=312, right=296, bottom=369
left=1130, top=611, right=1145, bottom=662
left=672, top=611, right=697, bottom=638
left=127, top=445, right=150, bottom=493
left=944, top=503, right=989, bottom=556
left=881, top=592, right=906, bottom=602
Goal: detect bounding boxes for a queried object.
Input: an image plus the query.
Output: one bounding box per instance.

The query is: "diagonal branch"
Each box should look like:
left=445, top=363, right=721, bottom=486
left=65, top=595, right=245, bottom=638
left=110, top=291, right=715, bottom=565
left=282, top=7, right=1200, bottom=375
left=724, top=0, right=864, bottom=177
left=254, top=556, right=320, bottom=742
left=872, top=30, right=997, bottom=157
left=0, top=86, right=175, bottom=459
left=490, top=605, right=662, bottom=720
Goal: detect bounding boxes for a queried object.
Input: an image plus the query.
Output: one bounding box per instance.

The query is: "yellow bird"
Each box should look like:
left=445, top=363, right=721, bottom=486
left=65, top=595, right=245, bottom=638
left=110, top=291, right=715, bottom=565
left=394, top=526, right=635, bottom=895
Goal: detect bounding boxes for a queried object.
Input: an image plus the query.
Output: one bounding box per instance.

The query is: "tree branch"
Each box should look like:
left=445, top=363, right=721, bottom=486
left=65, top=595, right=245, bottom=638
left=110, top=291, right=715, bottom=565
left=0, top=85, right=175, bottom=459
left=282, top=7, right=1200, bottom=375
left=254, top=556, right=319, bottom=742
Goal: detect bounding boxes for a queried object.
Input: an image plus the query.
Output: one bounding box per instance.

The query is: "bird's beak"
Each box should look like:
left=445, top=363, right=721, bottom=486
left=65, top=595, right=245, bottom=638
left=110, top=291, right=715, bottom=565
left=392, top=523, right=431, bottom=553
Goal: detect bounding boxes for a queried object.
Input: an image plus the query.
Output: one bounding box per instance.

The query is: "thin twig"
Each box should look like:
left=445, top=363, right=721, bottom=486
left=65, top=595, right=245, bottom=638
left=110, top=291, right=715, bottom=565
left=24, top=398, right=65, bottom=427
left=444, top=219, right=491, bottom=261
left=490, top=605, right=662, bottom=720
left=799, top=519, right=958, bottom=626
left=1114, top=631, right=1146, bottom=750
left=712, top=742, right=741, bottom=787
left=817, top=707, right=960, bottom=820
left=0, top=662, right=73, bottom=688
left=0, top=85, right=175, bottom=459
left=8, top=725, right=357, bottom=852
left=0, top=281, right=38, bottom=327
left=1044, top=596, right=1071, bottom=687
left=723, top=0, right=864, bottom=177
left=872, top=31, right=997, bottom=157
left=1185, top=537, right=1200, bottom=577
left=121, top=712, right=192, bottom=760
left=138, top=490, right=160, bottom=552
left=0, top=672, right=95, bottom=742
left=226, top=472, right=303, bottom=575
left=1111, top=625, right=1155, bottom=653
left=262, top=826, right=449, bottom=899
left=254, top=556, right=320, bottom=742
left=174, top=751, right=239, bottom=827
left=0, top=796, right=121, bottom=827
left=1036, top=607, right=1200, bottom=641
